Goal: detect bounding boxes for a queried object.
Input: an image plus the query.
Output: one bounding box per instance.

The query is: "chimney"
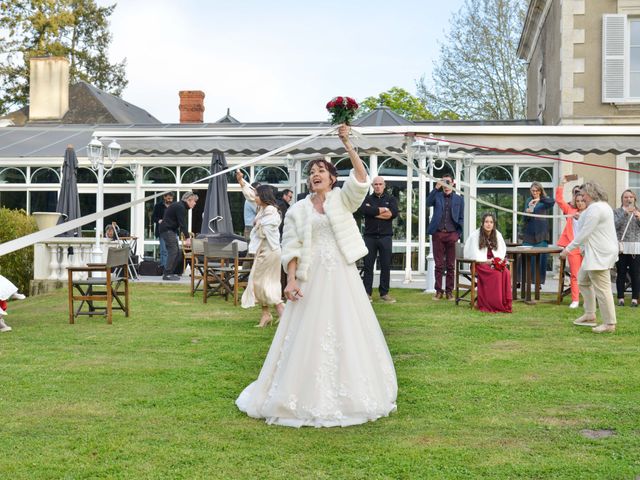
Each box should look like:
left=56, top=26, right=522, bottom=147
left=179, top=90, right=205, bottom=123
left=29, top=56, right=70, bottom=121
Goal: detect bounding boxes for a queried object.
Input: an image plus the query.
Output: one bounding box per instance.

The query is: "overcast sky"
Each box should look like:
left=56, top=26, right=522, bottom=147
left=105, top=0, right=467, bottom=123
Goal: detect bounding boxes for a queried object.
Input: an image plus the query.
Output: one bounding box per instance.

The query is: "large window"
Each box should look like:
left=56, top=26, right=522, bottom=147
left=631, top=19, right=640, bottom=97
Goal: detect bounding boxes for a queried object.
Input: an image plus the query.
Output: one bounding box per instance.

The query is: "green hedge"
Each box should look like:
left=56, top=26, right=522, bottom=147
left=0, top=208, right=38, bottom=295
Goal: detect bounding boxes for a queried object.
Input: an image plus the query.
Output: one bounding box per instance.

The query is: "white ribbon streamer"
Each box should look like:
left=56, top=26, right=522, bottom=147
left=0, top=126, right=337, bottom=257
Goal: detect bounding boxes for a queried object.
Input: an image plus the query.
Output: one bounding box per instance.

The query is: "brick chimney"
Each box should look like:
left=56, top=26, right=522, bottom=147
left=179, top=90, right=205, bottom=123
left=29, top=56, right=70, bottom=121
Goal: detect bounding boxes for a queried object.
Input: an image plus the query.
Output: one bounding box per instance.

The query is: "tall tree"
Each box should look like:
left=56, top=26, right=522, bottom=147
left=0, top=0, right=127, bottom=115
left=359, top=86, right=458, bottom=121
left=418, top=0, right=527, bottom=120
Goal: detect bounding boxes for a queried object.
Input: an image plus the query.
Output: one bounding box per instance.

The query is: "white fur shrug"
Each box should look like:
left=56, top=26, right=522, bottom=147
left=281, top=169, right=369, bottom=281
left=463, top=228, right=507, bottom=261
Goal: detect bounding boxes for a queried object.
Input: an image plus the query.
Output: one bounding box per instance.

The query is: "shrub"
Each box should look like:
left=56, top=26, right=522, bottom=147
left=0, top=208, right=38, bottom=295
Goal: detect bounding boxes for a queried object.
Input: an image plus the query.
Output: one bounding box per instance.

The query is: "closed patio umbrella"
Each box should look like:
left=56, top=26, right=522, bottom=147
left=56, top=145, right=81, bottom=237
left=201, top=150, right=234, bottom=234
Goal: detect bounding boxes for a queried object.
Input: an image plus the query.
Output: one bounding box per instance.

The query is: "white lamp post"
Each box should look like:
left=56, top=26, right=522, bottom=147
left=411, top=134, right=449, bottom=293
left=87, top=136, right=121, bottom=262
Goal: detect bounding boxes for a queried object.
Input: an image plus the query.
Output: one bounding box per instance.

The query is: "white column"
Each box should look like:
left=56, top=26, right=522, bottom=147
left=403, top=151, right=413, bottom=283
left=47, top=244, right=59, bottom=280
left=424, top=159, right=436, bottom=293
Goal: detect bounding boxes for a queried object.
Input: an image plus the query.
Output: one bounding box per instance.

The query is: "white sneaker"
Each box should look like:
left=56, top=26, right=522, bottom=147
left=569, top=301, right=579, bottom=309
left=0, top=325, right=12, bottom=332
left=11, top=292, right=25, bottom=300
left=573, top=315, right=597, bottom=327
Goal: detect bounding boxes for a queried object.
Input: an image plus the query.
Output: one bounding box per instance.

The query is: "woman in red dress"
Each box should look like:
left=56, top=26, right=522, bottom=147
left=463, top=213, right=512, bottom=313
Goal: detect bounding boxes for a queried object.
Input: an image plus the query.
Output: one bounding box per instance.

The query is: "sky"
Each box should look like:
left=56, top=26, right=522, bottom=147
left=104, top=0, right=467, bottom=123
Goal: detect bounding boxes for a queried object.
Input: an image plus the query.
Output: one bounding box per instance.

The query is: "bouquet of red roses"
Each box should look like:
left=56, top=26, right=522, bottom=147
left=326, top=96, right=359, bottom=125
left=491, top=257, right=508, bottom=271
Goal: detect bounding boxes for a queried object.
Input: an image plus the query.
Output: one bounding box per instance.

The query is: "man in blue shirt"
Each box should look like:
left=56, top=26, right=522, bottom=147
left=243, top=181, right=260, bottom=238
left=427, top=174, right=464, bottom=300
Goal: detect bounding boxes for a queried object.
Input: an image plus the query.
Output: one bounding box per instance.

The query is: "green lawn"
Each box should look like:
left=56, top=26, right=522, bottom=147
left=1, top=285, right=639, bottom=479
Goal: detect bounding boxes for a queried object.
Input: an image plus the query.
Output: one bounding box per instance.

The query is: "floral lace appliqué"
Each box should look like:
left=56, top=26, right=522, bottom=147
left=311, top=209, right=339, bottom=272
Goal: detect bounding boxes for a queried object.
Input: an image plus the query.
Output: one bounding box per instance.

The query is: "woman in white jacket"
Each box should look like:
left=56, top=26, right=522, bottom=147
left=561, top=181, right=618, bottom=333
left=235, top=174, right=284, bottom=327
left=236, top=125, right=397, bottom=428
left=463, top=213, right=512, bottom=313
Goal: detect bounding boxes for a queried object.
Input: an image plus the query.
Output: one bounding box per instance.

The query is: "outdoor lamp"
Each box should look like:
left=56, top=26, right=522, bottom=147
left=86, top=136, right=122, bottom=262
left=410, top=139, right=428, bottom=162
left=462, top=153, right=475, bottom=168
left=285, top=154, right=295, bottom=170
left=437, top=137, right=450, bottom=161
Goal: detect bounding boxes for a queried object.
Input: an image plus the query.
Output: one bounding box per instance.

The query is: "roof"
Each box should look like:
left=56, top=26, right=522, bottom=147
left=1, top=81, right=161, bottom=126
left=1, top=123, right=640, bottom=159
left=353, top=106, right=414, bottom=126
left=215, top=108, right=241, bottom=124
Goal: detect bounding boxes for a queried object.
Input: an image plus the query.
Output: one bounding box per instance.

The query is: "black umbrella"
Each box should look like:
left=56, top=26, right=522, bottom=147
left=201, top=150, right=234, bottom=234
left=56, top=145, right=81, bottom=237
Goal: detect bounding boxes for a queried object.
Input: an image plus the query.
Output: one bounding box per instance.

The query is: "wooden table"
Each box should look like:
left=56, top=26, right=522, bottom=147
left=506, top=246, right=563, bottom=304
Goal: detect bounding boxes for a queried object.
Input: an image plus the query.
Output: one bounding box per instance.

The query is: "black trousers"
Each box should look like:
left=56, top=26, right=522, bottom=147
left=362, top=235, right=393, bottom=297
left=161, top=230, right=179, bottom=275
left=616, top=253, right=640, bottom=300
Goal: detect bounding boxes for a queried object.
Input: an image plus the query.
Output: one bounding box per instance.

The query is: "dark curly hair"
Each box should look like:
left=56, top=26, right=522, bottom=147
left=306, top=158, right=338, bottom=190
left=478, top=212, right=498, bottom=251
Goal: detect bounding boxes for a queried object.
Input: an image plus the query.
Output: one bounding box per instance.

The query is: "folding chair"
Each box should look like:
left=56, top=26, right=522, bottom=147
left=203, top=240, right=236, bottom=303
left=455, top=244, right=478, bottom=308
left=67, top=246, right=130, bottom=324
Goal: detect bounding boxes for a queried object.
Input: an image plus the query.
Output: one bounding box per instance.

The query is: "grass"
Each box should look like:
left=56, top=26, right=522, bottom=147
left=1, top=284, right=640, bottom=479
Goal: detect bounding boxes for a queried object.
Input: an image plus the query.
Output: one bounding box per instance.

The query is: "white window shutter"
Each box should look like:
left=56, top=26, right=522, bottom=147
left=602, top=14, right=627, bottom=102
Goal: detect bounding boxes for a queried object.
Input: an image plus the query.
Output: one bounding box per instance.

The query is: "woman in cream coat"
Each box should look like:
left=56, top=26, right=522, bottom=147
left=236, top=125, right=397, bottom=428
left=236, top=174, right=284, bottom=327
left=561, top=181, right=618, bottom=333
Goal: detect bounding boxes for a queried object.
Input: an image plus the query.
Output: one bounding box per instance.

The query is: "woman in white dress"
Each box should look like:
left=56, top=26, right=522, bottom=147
left=0, top=274, right=26, bottom=332
left=236, top=125, right=398, bottom=427
left=235, top=174, right=285, bottom=327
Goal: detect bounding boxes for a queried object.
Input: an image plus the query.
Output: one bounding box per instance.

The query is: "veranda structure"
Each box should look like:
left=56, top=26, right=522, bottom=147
left=1, top=121, right=638, bottom=282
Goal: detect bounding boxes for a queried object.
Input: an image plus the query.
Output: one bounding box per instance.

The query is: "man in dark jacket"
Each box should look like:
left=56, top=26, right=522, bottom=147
left=276, top=189, right=293, bottom=237
left=159, top=191, right=198, bottom=280
left=152, top=192, right=174, bottom=270
left=426, top=173, right=464, bottom=300
left=358, top=177, right=399, bottom=303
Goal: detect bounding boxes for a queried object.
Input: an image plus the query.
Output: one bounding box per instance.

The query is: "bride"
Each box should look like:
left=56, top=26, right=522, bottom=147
left=235, top=124, right=398, bottom=427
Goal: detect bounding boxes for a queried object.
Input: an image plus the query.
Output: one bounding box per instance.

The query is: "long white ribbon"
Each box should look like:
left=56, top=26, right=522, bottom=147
left=350, top=127, right=569, bottom=220
left=0, top=126, right=338, bottom=257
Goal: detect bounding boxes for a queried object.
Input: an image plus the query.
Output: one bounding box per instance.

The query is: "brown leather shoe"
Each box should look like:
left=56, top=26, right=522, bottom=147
left=446, top=292, right=454, bottom=301
left=433, top=292, right=443, bottom=300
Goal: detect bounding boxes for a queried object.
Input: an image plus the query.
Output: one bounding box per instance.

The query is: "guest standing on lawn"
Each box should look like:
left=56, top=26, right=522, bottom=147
left=236, top=124, right=397, bottom=427
left=236, top=170, right=284, bottom=327
left=426, top=173, right=464, bottom=301
left=158, top=191, right=198, bottom=281
left=555, top=178, right=587, bottom=308
left=522, top=181, right=555, bottom=285
left=358, top=176, right=398, bottom=303
left=152, top=192, right=174, bottom=270
left=560, top=181, right=618, bottom=333
left=613, top=190, right=640, bottom=307
left=463, top=213, right=512, bottom=313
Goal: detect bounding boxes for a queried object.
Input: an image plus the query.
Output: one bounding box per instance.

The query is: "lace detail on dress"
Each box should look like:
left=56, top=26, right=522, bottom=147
left=311, top=209, right=339, bottom=272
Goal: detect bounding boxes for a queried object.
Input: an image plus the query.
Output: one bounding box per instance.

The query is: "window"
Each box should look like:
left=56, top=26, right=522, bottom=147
left=602, top=14, right=640, bottom=102
left=31, top=167, right=60, bottom=184
left=181, top=167, right=210, bottom=184
left=629, top=160, right=640, bottom=197
left=143, top=166, right=176, bottom=184
left=0, top=167, right=26, bottom=183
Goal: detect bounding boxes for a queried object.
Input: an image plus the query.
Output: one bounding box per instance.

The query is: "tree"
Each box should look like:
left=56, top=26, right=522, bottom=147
left=0, top=0, right=127, bottom=115
left=418, top=0, right=527, bottom=120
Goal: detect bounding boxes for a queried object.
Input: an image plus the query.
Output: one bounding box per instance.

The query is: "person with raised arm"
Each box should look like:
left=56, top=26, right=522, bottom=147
left=236, top=124, right=397, bottom=428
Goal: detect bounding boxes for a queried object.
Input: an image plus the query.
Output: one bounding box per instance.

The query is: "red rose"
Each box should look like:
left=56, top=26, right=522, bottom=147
left=335, top=96, right=344, bottom=106
left=346, top=97, right=358, bottom=109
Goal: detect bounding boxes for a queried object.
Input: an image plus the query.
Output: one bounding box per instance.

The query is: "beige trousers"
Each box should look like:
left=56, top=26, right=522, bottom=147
left=578, top=268, right=617, bottom=325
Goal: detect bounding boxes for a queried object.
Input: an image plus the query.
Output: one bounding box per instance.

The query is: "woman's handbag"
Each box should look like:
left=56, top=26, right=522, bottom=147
left=620, top=212, right=634, bottom=254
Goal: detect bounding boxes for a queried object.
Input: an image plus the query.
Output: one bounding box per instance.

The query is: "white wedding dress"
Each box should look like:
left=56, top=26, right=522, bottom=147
left=236, top=209, right=397, bottom=427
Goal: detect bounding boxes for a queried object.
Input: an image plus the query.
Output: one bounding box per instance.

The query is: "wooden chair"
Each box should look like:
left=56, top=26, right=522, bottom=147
left=556, top=256, right=572, bottom=304
left=67, top=246, right=130, bottom=324
left=455, top=243, right=513, bottom=308
left=190, top=238, right=206, bottom=296
left=455, top=243, right=478, bottom=308
left=181, top=232, right=195, bottom=275
left=203, top=240, right=236, bottom=303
